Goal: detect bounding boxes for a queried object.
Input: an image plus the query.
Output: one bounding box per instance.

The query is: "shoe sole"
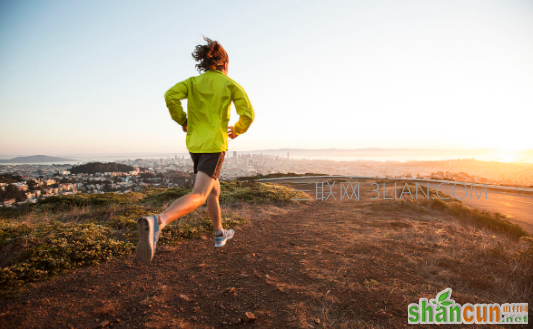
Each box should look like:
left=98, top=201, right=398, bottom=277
left=136, top=217, right=153, bottom=264
left=215, top=239, right=227, bottom=248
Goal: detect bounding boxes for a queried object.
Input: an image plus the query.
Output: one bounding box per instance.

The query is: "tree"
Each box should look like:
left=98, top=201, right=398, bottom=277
left=27, top=179, right=37, bottom=190
left=0, top=184, right=27, bottom=202
left=0, top=174, right=23, bottom=183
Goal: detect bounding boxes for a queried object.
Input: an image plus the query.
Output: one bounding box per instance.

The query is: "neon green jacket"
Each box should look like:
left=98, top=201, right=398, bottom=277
left=164, top=69, right=255, bottom=153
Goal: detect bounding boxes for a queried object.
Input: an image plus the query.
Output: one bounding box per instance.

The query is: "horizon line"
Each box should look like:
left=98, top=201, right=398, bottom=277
left=2, top=147, right=533, bottom=157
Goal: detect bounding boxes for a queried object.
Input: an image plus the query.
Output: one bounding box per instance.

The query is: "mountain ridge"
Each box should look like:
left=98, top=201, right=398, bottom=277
left=0, top=155, right=74, bottom=163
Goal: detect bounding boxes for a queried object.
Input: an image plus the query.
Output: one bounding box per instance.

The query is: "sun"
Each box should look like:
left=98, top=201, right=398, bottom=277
left=498, top=154, right=515, bottom=163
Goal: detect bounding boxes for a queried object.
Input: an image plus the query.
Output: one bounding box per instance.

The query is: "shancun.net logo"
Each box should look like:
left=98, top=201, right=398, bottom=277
left=408, top=288, right=528, bottom=324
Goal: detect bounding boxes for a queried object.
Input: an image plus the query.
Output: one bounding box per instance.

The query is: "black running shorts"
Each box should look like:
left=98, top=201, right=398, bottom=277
left=189, top=151, right=226, bottom=180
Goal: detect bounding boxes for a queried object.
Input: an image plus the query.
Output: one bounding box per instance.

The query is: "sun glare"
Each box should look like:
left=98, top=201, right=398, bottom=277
left=498, top=154, right=515, bottom=163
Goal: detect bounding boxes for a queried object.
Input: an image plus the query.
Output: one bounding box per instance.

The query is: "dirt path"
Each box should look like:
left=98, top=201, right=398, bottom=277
left=0, top=199, right=529, bottom=328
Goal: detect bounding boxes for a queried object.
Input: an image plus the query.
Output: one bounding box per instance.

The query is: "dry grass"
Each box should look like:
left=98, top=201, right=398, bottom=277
left=269, top=181, right=532, bottom=328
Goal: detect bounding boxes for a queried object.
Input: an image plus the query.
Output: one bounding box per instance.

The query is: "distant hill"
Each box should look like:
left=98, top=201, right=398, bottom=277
left=69, top=162, right=134, bottom=174
left=0, top=155, right=74, bottom=163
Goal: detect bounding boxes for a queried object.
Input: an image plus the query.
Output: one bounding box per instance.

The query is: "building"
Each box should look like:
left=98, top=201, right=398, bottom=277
left=3, top=199, right=16, bottom=206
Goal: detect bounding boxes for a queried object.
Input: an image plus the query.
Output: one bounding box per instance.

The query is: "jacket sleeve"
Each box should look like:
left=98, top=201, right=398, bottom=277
left=164, top=79, right=188, bottom=126
left=232, top=83, right=255, bottom=136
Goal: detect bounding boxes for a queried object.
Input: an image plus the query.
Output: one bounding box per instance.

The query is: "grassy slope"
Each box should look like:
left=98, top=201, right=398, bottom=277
left=0, top=181, right=311, bottom=296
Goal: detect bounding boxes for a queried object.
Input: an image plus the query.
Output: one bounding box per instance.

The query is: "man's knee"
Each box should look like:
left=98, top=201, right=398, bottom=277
left=209, top=189, right=220, bottom=199
left=209, top=181, right=220, bottom=198
left=191, top=192, right=208, bottom=206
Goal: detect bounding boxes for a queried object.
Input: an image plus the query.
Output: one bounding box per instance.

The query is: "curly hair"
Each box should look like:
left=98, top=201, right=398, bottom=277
left=192, top=36, right=229, bottom=73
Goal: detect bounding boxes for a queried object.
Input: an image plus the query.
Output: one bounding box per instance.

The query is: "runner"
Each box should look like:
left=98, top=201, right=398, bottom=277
left=136, top=36, right=255, bottom=264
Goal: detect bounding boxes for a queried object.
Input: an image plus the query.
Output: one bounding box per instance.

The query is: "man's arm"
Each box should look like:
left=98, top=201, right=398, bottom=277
left=164, top=79, right=188, bottom=126
left=232, top=83, right=255, bottom=136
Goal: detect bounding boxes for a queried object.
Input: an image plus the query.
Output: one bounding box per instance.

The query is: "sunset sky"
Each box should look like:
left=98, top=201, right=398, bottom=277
left=1, top=0, right=532, bottom=155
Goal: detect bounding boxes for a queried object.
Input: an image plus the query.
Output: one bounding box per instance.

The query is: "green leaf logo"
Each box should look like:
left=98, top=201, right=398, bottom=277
left=438, top=290, right=449, bottom=302
left=432, top=288, right=454, bottom=310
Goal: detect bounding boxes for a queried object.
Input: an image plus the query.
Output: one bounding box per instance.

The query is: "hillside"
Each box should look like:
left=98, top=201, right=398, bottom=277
left=0, top=155, right=74, bottom=163
left=69, top=162, right=135, bottom=174
left=0, top=181, right=531, bottom=328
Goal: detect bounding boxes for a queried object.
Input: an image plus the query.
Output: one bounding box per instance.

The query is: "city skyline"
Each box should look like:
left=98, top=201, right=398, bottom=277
left=1, top=0, right=532, bottom=154
left=2, top=148, right=533, bottom=168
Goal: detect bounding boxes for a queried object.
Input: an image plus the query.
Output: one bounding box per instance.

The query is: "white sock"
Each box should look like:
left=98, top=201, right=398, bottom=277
left=158, top=213, right=168, bottom=230
left=215, top=228, right=224, bottom=236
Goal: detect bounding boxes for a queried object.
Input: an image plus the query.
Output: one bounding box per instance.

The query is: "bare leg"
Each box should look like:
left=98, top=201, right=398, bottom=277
left=161, top=171, right=216, bottom=226
left=206, top=178, right=222, bottom=231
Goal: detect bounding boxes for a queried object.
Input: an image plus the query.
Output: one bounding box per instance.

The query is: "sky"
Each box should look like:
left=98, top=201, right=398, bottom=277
left=1, top=0, right=532, bottom=156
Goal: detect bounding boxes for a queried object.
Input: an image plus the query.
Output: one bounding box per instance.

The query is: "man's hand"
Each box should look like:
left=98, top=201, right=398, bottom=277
left=181, top=124, right=187, bottom=133
left=228, top=126, right=238, bottom=139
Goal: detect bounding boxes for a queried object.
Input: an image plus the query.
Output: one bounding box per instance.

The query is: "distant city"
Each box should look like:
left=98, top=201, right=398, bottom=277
left=1, top=150, right=532, bottom=207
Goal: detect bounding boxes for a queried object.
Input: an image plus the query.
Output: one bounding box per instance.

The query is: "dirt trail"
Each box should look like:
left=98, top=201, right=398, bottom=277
left=0, top=199, right=528, bottom=328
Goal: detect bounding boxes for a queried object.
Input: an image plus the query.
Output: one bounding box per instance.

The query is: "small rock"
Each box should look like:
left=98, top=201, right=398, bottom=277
left=179, top=295, right=190, bottom=302
left=226, top=287, right=236, bottom=293
left=244, top=312, right=257, bottom=323
left=314, top=318, right=321, bottom=324
left=96, top=320, right=110, bottom=328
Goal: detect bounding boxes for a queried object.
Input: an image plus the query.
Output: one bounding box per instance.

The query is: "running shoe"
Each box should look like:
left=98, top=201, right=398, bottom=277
left=215, top=228, right=234, bottom=248
left=136, top=215, right=160, bottom=264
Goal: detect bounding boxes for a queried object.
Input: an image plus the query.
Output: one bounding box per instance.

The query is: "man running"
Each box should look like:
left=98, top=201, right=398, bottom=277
left=136, top=36, right=255, bottom=264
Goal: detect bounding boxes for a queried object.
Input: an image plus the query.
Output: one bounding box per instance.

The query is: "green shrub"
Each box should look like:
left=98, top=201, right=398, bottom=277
left=220, top=182, right=312, bottom=204
left=0, top=220, right=33, bottom=248
left=37, top=192, right=145, bottom=212
left=0, top=220, right=133, bottom=295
